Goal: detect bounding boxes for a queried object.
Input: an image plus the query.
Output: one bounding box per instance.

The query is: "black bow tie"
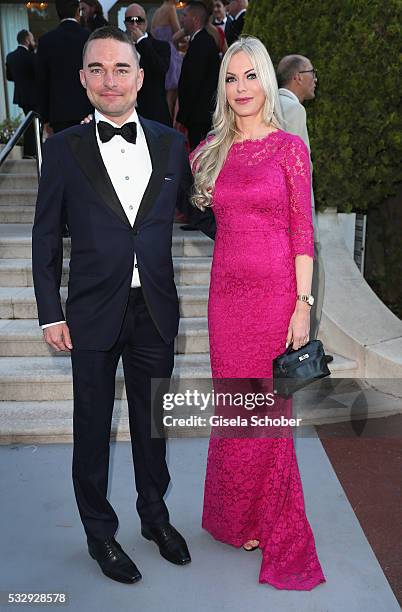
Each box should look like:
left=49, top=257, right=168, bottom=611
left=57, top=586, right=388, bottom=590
left=98, top=121, right=137, bottom=144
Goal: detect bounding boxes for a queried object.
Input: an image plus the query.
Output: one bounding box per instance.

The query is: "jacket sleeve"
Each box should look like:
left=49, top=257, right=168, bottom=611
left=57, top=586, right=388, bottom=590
left=136, top=37, right=170, bottom=76
left=6, top=55, right=14, bottom=82
left=177, top=38, right=214, bottom=125
left=35, top=38, right=50, bottom=123
left=32, top=137, right=66, bottom=326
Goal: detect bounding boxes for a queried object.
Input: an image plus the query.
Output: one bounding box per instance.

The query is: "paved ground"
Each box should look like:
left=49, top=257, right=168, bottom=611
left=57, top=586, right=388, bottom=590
left=317, top=414, right=402, bottom=607
left=0, top=432, right=400, bottom=612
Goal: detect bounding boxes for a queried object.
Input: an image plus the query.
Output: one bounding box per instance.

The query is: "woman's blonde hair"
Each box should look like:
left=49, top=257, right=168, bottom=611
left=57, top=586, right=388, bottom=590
left=191, top=36, right=283, bottom=209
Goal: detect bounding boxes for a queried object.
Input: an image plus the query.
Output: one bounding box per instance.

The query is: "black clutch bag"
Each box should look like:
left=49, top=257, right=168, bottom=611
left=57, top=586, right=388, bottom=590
left=273, top=339, right=331, bottom=397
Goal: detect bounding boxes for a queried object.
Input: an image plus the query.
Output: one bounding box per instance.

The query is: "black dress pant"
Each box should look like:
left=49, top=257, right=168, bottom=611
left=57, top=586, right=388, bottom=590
left=71, top=288, right=174, bottom=541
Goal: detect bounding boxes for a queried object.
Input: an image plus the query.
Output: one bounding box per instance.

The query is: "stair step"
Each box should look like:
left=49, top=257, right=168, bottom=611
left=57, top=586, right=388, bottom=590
left=2, top=359, right=399, bottom=444
left=0, top=352, right=357, bottom=401
left=0, top=317, right=209, bottom=357
left=0, top=189, right=37, bottom=205
left=1, top=159, right=36, bottom=174
left=0, top=257, right=212, bottom=287
left=0, top=285, right=209, bottom=319
left=0, top=206, right=35, bottom=223
left=0, top=353, right=212, bottom=401
left=0, top=224, right=213, bottom=259
left=0, top=173, right=38, bottom=190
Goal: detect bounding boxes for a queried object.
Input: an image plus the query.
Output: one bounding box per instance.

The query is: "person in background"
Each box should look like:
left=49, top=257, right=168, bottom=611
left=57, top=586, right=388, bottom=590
left=212, top=0, right=227, bottom=29
left=36, top=0, right=93, bottom=135
left=79, top=0, right=108, bottom=32
left=125, top=3, right=172, bottom=126
left=176, top=1, right=220, bottom=150
left=6, top=30, right=37, bottom=158
left=225, top=0, right=247, bottom=46
left=276, top=54, right=330, bottom=350
left=151, top=0, right=183, bottom=120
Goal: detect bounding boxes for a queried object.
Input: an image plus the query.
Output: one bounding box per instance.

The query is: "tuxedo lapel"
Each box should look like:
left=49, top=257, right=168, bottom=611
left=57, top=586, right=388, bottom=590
left=66, top=122, right=131, bottom=227
left=133, top=117, right=172, bottom=229
left=66, top=118, right=173, bottom=229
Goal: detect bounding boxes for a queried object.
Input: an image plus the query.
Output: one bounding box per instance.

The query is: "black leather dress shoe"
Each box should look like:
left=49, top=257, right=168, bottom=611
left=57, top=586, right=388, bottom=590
left=87, top=537, right=142, bottom=584
left=141, top=523, right=191, bottom=565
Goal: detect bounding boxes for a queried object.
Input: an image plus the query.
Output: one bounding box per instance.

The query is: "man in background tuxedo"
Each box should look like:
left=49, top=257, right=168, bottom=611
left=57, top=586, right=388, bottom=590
left=277, top=54, right=326, bottom=343
left=32, top=26, right=191, bottom=585
left=177, top=1, right=220, bottom=150
left=36, top=0, right=93, bottom=135
left=6, top=30, right=37, bottom=158
left=225, top=0, right=247, bottom=46
left=212, top=0, right=228, bottom=29
left=124, top=3, right=171, bottom=126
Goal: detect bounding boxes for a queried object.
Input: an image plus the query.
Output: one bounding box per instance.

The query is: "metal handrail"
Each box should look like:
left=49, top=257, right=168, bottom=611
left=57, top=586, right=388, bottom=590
left=0, top=111, right=42, bottom=179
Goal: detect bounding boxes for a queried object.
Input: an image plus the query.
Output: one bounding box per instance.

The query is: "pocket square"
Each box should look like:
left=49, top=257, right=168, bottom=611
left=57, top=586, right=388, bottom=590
left=164, top=177, right=173, bottom=181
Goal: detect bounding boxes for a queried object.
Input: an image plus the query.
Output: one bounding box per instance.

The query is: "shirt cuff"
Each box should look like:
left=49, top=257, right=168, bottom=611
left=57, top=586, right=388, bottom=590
left=136, top=32, right=148, bottom=44
left=41, top=321, right=66, bottom=329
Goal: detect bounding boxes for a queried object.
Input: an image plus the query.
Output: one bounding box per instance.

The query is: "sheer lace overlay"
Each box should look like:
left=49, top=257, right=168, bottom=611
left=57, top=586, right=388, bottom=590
left=191, top=131, right=325, bottom=590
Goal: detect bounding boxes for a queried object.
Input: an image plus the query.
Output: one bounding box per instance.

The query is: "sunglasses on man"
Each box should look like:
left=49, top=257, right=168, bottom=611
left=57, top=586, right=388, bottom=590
left=124, top=16, right=146, bottom=24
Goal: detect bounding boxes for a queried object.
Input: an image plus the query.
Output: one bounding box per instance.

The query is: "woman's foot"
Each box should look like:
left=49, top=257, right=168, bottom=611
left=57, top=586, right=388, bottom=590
left=242, top=539, right=259, bottom=551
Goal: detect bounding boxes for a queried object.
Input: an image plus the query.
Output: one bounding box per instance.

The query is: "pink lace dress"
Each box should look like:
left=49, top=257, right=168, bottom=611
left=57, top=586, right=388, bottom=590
left=192, top=130, right=326, bottom=590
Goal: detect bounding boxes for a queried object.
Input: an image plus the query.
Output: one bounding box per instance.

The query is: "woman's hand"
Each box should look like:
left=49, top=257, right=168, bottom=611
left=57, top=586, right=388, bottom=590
left=80, top=113, right=93, bottom=124
left=286, top=302, right=310, bottom=350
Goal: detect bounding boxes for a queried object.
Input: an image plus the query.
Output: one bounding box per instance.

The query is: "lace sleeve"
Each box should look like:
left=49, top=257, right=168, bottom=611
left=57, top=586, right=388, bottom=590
left=284, top=135, right=314, bottom=258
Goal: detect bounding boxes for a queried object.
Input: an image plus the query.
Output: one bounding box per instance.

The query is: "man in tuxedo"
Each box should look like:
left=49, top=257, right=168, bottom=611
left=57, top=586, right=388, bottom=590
left=277, top=54, right=325, bottom=342
left=124, top=3, right=171, bottom=126
left=36, top=0, right=93, bottom=135
left=79, top=0, right=109, bottom=32
left=32, top=26, right=192, bottom=584
left=6, top=30, right=37, bottom=158
left=212, top=0, right=228, bottom=29
left=225, top=0, right=247, bottom=46
left=177, top=1, right=220, bottom=150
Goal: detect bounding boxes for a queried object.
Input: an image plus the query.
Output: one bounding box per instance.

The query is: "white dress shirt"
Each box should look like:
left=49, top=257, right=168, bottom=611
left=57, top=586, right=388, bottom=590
left=42, top=108, right=152, bottom=329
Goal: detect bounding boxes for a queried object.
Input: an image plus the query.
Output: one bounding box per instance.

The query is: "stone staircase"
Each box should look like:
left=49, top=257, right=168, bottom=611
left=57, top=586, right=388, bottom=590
left=0, top=158, right=362, bottom=443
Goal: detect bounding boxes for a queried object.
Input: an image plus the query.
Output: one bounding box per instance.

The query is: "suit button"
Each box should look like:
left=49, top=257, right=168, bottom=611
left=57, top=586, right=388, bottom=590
left=133, top=229, right=138, bottom=235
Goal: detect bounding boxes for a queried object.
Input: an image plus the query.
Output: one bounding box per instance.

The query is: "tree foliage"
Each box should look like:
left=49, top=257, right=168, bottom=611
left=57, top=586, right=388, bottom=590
left=245, top=0, right=402, bottom=212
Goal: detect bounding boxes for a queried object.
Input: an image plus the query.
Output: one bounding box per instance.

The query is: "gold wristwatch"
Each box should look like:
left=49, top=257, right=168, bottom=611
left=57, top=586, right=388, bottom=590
left=297, top=294, right=314, bottom=306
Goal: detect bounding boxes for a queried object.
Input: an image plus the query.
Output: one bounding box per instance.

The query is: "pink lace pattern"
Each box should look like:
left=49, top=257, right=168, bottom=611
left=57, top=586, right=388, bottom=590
left=191, top=130, right=326, bottom=590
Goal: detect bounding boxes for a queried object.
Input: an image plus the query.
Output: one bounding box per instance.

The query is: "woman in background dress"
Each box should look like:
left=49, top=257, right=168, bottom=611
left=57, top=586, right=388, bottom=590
left=190, top=37, right=326, bottom=590
left=151, top=0, right=183, bottom=118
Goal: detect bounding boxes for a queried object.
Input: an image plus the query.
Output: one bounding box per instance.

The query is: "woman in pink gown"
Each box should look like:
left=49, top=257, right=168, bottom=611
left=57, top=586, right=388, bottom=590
left=190, top=37, right=326, bottom=590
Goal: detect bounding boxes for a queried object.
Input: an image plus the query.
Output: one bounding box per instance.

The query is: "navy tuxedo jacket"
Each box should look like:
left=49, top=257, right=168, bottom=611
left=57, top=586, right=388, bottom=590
left=32, top=117, right=192, bottom=351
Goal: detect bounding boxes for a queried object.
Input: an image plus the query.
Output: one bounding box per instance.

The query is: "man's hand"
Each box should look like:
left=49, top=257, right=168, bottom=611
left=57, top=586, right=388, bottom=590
left=44, top=123, right=54, bottom=137
left=43, top=323, right=73, bottom=352
left=80, top=113, right=93, bottom=124
left=128, top=26, right=144, bottom=43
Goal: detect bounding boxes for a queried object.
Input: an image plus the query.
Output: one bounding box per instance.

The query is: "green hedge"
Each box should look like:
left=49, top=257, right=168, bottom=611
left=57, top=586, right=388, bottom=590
left=245, top=0, right=402, bottom=212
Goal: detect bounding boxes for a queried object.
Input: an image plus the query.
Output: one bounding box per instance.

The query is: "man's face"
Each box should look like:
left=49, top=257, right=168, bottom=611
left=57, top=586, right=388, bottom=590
left=299, top=60, right=317, bottom=100
left=80, top=38, right=144, bottom=124
left=125, top=4, right=147, bottom=37
left=181, top=8, right=196, bottom=36
left=213, top=1, right=225, bottom=21
left=228, top=0, right=239, bottom=17
left=79, top=2, right=94, bottom=20
left=26, top=32, right=36, bottom=51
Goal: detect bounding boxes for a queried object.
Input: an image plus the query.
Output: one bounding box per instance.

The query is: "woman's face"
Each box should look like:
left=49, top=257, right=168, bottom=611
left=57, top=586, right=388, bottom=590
left=225, top=51, right=266, bottom=120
